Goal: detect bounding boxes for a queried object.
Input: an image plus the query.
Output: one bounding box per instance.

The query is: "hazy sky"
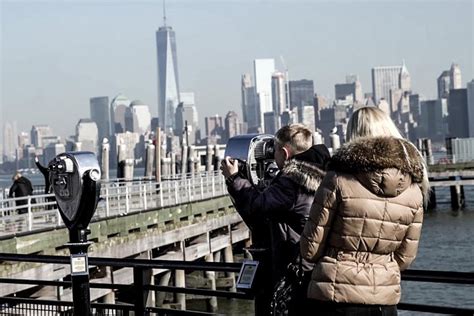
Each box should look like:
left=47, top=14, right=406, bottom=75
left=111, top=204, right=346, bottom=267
left=1, top=0, right=473, bottom=138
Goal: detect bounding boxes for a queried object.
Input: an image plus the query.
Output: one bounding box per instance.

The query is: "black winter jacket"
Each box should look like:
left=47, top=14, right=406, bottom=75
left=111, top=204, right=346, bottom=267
left=9, top=177, right=34, bottom=204
left=226, top=144, right=329, bottom=285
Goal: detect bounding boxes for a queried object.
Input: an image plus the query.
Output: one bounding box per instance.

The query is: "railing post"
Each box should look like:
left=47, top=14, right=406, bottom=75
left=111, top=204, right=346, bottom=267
left=175, top=181, right=179, bottom=204
left=159, top=182, right=164, bottom=207
left=211, top=176, right=215, bottom=197
left=200, top=176, right=204, bottom=200
left=133, top=267, right=151, bottom=316
left=27, top=197, right=33, bottom=231
left=188, top=178, right=192, bottom=202
left=143, top=184, right=147, bottom=210
left=125, top=185, right=130, bottom=214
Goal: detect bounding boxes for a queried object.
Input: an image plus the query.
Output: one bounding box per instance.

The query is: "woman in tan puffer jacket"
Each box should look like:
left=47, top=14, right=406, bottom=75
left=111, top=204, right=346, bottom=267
left=300, top=107, right=429, bottom=315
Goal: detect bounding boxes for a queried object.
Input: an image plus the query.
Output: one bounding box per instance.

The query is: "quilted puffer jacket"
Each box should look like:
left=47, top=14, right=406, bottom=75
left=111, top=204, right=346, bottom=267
left=300, top=136, right=429, bottom=305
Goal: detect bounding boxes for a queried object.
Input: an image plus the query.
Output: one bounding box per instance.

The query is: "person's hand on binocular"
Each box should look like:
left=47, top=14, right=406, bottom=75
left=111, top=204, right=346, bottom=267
left=220, top=156, right=238, bottom=179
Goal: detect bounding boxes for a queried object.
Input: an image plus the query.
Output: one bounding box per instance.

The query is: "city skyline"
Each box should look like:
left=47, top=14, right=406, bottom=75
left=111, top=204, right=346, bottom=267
left=1, top=0, right=473, bottom=138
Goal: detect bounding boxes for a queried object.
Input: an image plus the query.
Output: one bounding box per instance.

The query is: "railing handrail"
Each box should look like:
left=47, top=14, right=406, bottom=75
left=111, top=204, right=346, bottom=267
left=0, top=252, right=472, bottom=285
left=0, top=170, right=228, bottom=236
left=0, top=253, right=242, bottom=272
left=0, top=253, right=473, bottom=315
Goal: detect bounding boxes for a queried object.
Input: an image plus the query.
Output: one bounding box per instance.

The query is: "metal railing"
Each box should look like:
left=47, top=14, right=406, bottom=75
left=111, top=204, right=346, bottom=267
left=0, top=171, right=227, bottom=237
left=0, top=253, right=252, bottom=315
left=0, top=253, right=473, bottom=315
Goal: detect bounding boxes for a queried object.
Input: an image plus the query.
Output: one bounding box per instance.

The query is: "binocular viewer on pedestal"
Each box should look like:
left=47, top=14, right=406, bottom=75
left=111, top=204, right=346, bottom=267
left=48, top=152, right=101, bottom=234
left=48, top=151, right=101, bottom=315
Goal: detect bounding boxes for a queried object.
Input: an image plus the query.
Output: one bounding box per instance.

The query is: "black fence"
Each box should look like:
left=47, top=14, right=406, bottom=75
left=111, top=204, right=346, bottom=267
left=0, top=253, right=473, bottom=315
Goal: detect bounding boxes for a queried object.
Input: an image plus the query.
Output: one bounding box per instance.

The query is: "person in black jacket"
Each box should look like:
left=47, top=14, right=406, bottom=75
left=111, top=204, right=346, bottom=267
left=221, top=124, right=330, bottom=315
left=35, top=156, right=55, bottom=209
left=9, top=172, right=34, bottom=214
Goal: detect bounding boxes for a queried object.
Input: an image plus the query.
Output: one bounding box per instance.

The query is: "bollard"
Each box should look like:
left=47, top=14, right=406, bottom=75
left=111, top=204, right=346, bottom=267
left=145, top=140, right=155, bottom=179
left=117, top=141, right=127, bottom=180
left=427, top=187, right=437, bottom=210
left=423, top=138, right=434, bottom=165
left=313, top=130, right=323, bottom=145
left=188, top=146, right=196, bottom=175
left=181, top=145, right=188, bottom=175
left=101, top=138, right=110, bottom=181
left=170, top=152, right=176, bottom=177
left=330, top=132, right=340, bottom=151
left=450, top=179, right=465, bottom=211
left=213, top=145, right=222, bottom=171
left=206, top=145, right=213, bottom=172
left=124, top=159, right=134, bottom=181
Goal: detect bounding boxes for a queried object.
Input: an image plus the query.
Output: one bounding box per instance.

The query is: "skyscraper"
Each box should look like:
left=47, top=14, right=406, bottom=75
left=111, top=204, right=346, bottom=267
left=241, top=74, right=259, bottom=132
left=289, top=79, right=314, bottom=110
left=449, top=63, right=462, bottom=90
left=289, top=79, right=314, bottom=123
left=271, top=72, right=287, bottom=116
left=90, top=96, right=110, bottom=143
left=225, top=111, right=241, bottom=141
left=2, top=121, right=17, bottom=162
left=448, top=89, right=468, bottom=138
left=111, top=94, right=131, bottom=134
left=205, top=115, right=225, bottom=144
left=176, top=92, right=199, bottom=145
left=76, top=119, right=99, bottom=155
left=254, top=58, right=275, bottom=131
left=419, top=99, right=448, bottom=141
left=371, top=65, right=402, bottom=104
left=156, top=9, right=180, bottom=131
left=467, top=80, right=474, bottom=137
left=399, top=62, right=411, bottom=92
left=437, top=71, right=451, bottom=99
left=127, top=100, right=152, bottom=135
left=31, top=124, right=53, bottom=148
left=340, top=74, right=363, bottom=103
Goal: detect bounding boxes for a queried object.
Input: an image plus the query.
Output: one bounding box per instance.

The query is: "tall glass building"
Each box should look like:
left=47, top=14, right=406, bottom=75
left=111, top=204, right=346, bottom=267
left=156, top=24, right=180, bottom=132
left=90, top=96, right=110, bottom=143
left=371, top=65, right=402, bottom=104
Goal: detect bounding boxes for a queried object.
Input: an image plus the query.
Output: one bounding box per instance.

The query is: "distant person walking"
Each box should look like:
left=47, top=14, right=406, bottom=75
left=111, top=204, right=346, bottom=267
left=35, top=156, right=55, bottom=209
left=8, top=172, right=34, bottom=214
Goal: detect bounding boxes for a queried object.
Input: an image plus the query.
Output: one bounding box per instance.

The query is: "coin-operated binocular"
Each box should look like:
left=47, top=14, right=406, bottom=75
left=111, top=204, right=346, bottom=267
left=224, top=134, right=278, bottom=190
left=49, top=152, right=101, bottom=235
left=48, top=152, right=101, bottom=316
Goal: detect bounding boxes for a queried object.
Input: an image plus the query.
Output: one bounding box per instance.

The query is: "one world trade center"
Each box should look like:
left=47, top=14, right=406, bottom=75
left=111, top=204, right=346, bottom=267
left=156, top=11, right=180, bottom=132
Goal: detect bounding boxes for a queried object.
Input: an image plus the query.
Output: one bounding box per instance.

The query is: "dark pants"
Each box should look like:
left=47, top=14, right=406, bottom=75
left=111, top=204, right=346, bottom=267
left=307, top=301, right=397, bottom=316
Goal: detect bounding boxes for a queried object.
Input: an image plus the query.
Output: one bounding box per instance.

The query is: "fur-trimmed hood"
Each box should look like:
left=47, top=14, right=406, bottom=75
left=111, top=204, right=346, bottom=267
left=329, top=136, right=429, bottom=198
left=281, top=144, right=329, bottom=193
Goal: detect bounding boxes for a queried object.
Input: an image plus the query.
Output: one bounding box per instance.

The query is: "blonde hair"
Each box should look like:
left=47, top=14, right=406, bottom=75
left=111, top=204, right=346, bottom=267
left=346, top=106, right=403, bottom=142
left=275, top=123, right=313, bottom=154
left=347, top=106, right=431, bottom=204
